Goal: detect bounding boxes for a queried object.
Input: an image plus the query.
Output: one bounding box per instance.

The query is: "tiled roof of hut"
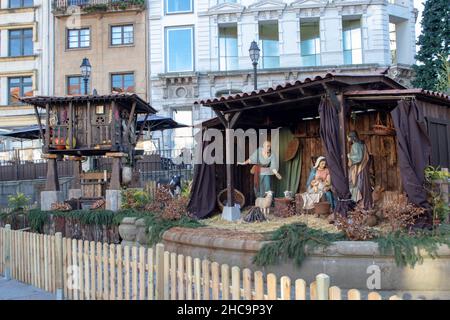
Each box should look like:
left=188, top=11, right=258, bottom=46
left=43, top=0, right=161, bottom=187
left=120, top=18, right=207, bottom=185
left=195, top=73, right=405, bottom=107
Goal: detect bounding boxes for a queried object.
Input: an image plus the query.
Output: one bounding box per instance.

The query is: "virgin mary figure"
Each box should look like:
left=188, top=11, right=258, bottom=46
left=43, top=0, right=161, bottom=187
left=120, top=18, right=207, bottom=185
left=301, top=156, right=335, bottom=210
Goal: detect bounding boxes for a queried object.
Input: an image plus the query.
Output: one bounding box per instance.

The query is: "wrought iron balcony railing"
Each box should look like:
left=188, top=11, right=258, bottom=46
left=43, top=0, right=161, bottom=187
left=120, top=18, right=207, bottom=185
left=52, top=0, right=146, bottom=15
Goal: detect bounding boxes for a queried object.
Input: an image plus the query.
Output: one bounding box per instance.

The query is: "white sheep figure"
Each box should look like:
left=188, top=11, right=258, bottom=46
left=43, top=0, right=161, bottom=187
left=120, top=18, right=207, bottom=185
left=255, top=191, right=274, bottom=215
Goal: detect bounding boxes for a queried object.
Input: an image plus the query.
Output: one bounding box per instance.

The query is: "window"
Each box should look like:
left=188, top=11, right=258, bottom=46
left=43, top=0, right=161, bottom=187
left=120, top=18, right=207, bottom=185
left=111, top=73, right=135, bottom=93
left=166, top=0, right=193, bottom=14
left=219, top=24, right=238, bottom=71
left=8, top=29, right=33, bottom=57
left=300, top=21, right=321, bottom=67
left=389, top=22, right=397, bottom=64
left=111, top=25, right=134, bottom=46
left=8, top=76, right=33, bottom=105
left=166, top=27, right=194, bottom=72
left=173, top=110, right=194, bottom=151
left=259, top=21, right=279, bottom=69
left=67, top=76, right=89, bottom=95
left=67, top=28, right=90, bottom=49
left=9, top=0, right=33, bottom=8
left=342, top=19, right=362, bottom=65
left=217, top=0, right=236, bottom=3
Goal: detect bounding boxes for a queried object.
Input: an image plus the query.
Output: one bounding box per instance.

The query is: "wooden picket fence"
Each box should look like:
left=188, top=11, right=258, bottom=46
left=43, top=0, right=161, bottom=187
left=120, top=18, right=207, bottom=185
left=0, top=226, right=403, bottom=300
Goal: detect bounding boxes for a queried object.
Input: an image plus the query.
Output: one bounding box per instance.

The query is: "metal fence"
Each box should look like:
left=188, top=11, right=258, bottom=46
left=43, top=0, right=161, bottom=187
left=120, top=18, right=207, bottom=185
left=0, top=149, right=194, bottom=183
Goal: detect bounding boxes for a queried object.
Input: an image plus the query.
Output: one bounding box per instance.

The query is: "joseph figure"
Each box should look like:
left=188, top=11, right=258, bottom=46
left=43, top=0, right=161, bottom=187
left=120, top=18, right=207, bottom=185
left=347, top=131, right=373, bottom=209
left=238, top=140, right=282, bottom=197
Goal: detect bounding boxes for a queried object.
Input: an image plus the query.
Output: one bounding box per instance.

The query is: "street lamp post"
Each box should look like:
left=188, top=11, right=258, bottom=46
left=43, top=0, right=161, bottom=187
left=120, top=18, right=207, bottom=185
left=249, top=41, right=261, bottom=91
left=80, top=58, right=92, bottom=95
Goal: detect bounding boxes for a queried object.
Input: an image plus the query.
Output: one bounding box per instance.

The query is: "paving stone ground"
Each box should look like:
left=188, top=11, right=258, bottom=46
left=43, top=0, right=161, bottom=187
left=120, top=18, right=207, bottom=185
left=0, top=277, right=55, bottom=300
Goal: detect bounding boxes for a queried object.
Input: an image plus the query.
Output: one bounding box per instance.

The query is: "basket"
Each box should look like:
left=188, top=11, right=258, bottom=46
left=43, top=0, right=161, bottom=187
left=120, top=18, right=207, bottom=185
left=295, top=193, right=304, bottom=215
left=217, top=189, right=246, bottom=211
left=274, top=198, right=295, bottom=218
left=314, top=202, right=331, bottom=217
left=372, top=113, right=396, bottom=136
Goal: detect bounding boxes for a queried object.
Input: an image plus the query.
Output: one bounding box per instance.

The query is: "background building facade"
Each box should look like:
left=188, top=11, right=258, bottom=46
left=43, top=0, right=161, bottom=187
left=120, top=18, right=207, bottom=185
left=0, top=0, right=53, bottom=157
left=0, top=0, right=53, bottom=127
left=53, top=1, right=148, bottom=100
left=148, top=0, right=417, bottom=150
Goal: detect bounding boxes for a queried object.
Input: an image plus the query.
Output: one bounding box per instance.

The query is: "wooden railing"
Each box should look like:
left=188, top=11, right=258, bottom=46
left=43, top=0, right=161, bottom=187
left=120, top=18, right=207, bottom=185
left=0, top=226, right=406, bottom=300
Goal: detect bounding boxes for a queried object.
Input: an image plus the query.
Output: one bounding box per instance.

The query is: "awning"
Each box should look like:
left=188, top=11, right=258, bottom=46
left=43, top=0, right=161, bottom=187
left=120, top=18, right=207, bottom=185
left=137, top=115, right=189, bottom=132
left=0, top=125, right=44, bottom=140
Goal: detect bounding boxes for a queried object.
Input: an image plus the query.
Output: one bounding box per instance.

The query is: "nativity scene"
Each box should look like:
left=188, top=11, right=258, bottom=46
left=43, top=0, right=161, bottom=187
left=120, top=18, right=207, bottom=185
left=188, top=73, right=450, bottom=230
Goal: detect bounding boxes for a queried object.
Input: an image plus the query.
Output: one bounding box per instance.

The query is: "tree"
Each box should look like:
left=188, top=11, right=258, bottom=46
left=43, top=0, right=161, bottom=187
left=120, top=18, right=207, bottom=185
left=412, top=0, right=450, bottom=92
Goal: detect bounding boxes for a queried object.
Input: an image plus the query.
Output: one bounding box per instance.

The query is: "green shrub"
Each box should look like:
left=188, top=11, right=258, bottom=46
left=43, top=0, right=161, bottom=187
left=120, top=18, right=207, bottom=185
left=8, top=192, right=30, bottom=212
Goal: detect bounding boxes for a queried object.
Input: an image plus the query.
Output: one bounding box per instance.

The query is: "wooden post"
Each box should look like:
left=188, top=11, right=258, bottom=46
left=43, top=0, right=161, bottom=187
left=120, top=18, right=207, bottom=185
left=3, top=225, right=11, bottom=280
left=280, top=276, right=291, bottom=300
left=155, top=243, right=164, bottom=300
left=106, top=153, right=127, bottom=190
left=225, top=127, right=235, bottom=207
left=87, top=101, right=92, bottom=148
left=213, top=109, right=242, bottom=208
left=55, top=232, right=64, bottom=300
left=45, top=103, right=50, bottom=153
left=221, top=264, right=230, bottom=300
left=33, top=106, right=45, bottom=145
left=295, top=279, right=306, bottom=300
left=69, top=102, right=74, bottom=150
left=70, top=156, right=82, bottom=190
left=45, top=154, right=60, bottom=191
left=329, top=286, right=342, bottom=300
left=231, top=266, right=240, bottom=300
left=316, top=273, right=330, bottom=300
left=211, top=262, right=219, bottom=300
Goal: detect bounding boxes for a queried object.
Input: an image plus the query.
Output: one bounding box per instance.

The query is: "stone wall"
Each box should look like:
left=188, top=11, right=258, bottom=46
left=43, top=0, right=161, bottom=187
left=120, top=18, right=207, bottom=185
left=161, top=227, right=450, bottom=294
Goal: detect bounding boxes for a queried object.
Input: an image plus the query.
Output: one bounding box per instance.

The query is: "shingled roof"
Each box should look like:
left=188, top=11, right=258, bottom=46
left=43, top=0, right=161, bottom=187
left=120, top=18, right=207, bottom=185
left=20, top=93, right=156, bottom=114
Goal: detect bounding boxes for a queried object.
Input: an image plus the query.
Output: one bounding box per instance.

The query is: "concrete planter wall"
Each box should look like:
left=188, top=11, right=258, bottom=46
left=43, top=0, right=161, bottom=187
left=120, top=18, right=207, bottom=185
left=162, top=228, right=450, bottom=293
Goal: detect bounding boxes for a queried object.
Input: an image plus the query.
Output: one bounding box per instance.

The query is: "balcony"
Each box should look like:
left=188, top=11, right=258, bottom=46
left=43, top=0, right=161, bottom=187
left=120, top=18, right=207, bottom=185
left=52, top=0, right=146, bottom=16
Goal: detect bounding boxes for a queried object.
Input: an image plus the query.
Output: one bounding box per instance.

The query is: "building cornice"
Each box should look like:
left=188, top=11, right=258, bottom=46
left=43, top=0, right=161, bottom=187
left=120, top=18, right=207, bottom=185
left=0, top=55, right=38, bottom=63
left=0, top=6, right=39, bottom=15
left=200, top=2, right=245, bottom=17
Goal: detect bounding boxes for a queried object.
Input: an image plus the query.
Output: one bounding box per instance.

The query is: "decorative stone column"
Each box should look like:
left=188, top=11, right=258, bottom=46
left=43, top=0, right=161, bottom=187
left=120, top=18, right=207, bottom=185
left=105, top=152, right=126, bottom=212
left=68, top=156, right=83, bottom=200
left=41, top=154, right=63, bottom=211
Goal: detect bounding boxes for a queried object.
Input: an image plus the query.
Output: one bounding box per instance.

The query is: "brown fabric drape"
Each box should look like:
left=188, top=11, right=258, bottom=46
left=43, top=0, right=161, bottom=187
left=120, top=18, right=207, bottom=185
left=188, top=163, right=217, bottom=219
left=391, top=100, right=432, bottom=209
left=319, top=97, right=355, bottom=216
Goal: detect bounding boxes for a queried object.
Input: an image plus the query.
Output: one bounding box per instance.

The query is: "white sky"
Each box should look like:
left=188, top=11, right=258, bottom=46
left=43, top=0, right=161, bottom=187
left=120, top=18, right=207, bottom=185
left=415, top=0, right=425, bottom=52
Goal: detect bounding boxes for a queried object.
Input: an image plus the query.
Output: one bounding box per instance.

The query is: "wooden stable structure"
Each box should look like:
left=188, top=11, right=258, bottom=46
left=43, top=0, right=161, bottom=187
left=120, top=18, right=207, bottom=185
left=190, top=73, right=450, bottom=219
left=21, top=94, right=156, bottom=194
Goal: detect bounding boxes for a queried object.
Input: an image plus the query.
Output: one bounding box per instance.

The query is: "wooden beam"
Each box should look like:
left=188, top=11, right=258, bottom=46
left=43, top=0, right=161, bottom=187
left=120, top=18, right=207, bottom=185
left=33, top=105, right=45, bottom=144
left=212, top=108, right=228, bottom=127
left=45, top=103, right=50, bottom=152
left=229, top=111, right=243, bottom=129
left=136, top=112, right=151, bottom=145
left=223, top=94, right=323, bottom=114
left=126, top=101, right=137, bottom=136
left=68, top=102, right=74, bottom=149
left=87, top=101, right=92, bottom=148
